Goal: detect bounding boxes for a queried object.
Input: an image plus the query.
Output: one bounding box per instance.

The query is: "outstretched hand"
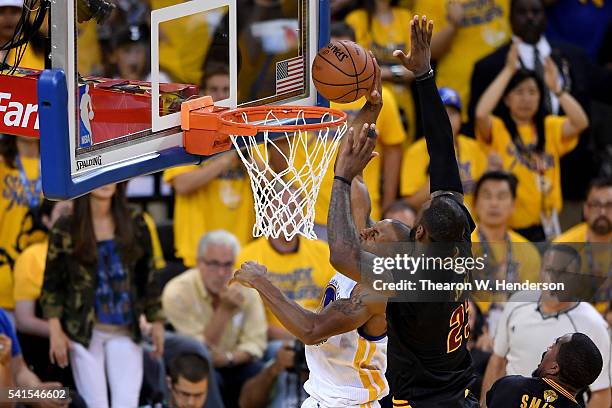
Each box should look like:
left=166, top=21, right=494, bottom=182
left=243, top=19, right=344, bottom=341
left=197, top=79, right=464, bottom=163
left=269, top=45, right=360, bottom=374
left=393, top=15, right=434, bottom=77
left=334, top=124, right=379, bottom=181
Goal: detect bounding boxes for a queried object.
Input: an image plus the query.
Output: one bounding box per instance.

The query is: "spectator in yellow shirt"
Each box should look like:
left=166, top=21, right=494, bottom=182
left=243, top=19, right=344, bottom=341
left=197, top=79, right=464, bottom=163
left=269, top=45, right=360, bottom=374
left=344, top=5, right=417, bottom=138
left=0, top=135, right=41, bottom=311
left=555, top=177, right=612, bottom=307
left=162, top=230, right=267, bottom=408
left=475, top=45, right=589, bottom=241
left=470, top=171, right=541, bottom=313
left=164, top=68, right=255, bottom=267
left=237, top=234, right=335, bottom=340
left=414, top=0, right=510, bottom=122
left=555, top=177, right=612, bottom=245
left=401, top=87, right=487, bottom=211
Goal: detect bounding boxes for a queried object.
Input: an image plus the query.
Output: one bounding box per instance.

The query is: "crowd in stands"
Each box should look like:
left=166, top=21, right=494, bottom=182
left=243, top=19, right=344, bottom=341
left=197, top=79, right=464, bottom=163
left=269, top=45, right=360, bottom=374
left=0, top=0, right=611, bottom=407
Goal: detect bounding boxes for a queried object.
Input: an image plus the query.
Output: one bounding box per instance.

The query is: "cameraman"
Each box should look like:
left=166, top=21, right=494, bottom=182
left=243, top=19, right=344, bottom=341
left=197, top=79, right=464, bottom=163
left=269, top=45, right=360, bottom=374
left=238, top=340, right=308, bottom=408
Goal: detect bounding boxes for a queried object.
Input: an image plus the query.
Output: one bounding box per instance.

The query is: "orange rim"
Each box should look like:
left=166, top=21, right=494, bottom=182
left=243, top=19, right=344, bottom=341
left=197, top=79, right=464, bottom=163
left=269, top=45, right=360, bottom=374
left=217, top=105, right=348, bottom=135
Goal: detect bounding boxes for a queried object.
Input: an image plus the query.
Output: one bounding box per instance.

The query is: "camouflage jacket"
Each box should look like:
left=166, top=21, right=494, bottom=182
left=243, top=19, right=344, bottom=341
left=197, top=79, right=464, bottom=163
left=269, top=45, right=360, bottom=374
left=40, top=209, right=164, bottom=347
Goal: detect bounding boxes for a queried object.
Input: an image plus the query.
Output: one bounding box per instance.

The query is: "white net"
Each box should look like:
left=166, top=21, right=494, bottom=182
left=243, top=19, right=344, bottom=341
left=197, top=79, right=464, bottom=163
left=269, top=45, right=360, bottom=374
left=228, top=108, right=348, bottom=240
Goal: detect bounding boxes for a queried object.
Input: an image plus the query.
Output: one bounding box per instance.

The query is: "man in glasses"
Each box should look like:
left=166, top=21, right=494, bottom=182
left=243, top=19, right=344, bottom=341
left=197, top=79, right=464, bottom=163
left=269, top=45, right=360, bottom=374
left=555, top=177, right=612, bottom=305
left=556, top=177, right=612, bottom=245
left=162, top=230, right=267, bottom=408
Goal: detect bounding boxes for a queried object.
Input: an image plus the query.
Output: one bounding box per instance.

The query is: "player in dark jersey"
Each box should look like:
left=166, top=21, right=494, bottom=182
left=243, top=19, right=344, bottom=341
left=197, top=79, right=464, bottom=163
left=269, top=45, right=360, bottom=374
left=486, top=333, right=604, bottom=408
left=328, top=15, right=477, bottom=408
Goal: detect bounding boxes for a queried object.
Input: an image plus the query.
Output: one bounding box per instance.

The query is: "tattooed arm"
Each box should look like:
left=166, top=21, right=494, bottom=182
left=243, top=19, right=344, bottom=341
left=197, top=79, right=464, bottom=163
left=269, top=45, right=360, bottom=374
left=328, top=119, right=381, bottom=282
left=326, top=53, right=383, bottom=282
left=351, top=175, right=374, bottom=231
left=232, top=262, right=385, bottom=345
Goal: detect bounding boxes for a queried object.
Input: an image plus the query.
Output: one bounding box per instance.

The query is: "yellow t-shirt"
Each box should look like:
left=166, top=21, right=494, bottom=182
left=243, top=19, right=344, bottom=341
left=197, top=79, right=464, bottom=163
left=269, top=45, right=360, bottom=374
left=555, top=223, right=611, bottom=311
left=477, top=116, right=578, bottom=229
left=345, top=8, right=416, bottom=140
left=8, top=45, right=45, bottom=70
left=400, top=135, right=487, bottom=211
left=554, top=223, right=588, bottom=243
left=77, top=20, right=103, bottom=75
left=164, top=162, right=255, bottom=267
left=414, top=0, right=511, bottom=120
left=236, top=237, right=335, bottom=330
left=297, top=89, right=405, bottom=225
left=471, top=227, right=541, bottom=312
left=151, top=0, right=210, bottom=84
left=0, top=156, right=41, bottom=309
left=13, top=240, right=47, bottom=302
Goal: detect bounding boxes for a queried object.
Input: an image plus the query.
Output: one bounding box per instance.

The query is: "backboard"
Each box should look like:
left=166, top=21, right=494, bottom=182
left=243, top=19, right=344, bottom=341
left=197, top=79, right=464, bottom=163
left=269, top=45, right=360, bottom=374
left=39, top=0, right=329, bottom=199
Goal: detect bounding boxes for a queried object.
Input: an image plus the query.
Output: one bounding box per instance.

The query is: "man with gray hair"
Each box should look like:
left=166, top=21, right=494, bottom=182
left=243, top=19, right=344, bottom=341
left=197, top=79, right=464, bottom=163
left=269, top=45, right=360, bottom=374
left=162, top=230, right=267, bottom=408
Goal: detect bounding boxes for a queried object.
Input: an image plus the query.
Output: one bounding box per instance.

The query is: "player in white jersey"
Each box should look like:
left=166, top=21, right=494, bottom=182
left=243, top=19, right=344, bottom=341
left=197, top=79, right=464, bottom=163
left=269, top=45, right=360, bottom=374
left=232, top=173, right=389, bottom=407
left=302, top=270, right=388, bottom=407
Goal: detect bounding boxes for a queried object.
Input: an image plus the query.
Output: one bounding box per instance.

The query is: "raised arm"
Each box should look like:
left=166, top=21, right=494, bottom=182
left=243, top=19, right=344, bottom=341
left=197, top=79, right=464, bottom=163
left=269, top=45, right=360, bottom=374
left=394, top=15, right=462, bottom=195
left=475, top=44, right=518, bottom=144
left=348, top=53, right=383, bottom=139
left=232, top=262, right=385, bottom=345
left=351, top=174, right=374, bottom=230
left=326, top=58, right=383, bottom=282
left=328, top=124, right=379, bottom=282
left=542, top=57, right=589, bottom=139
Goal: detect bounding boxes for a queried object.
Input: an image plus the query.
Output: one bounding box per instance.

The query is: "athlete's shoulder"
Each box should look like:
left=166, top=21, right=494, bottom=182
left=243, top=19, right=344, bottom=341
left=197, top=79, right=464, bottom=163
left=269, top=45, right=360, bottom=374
left=487, top=375, right=535, bottom=405
left=494, top=375, right=533, bottom=388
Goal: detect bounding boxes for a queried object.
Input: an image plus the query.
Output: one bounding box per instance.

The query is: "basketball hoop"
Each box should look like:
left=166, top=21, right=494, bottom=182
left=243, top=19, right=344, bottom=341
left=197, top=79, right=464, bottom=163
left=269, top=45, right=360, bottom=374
left=182, top=97, right=348, bottom=241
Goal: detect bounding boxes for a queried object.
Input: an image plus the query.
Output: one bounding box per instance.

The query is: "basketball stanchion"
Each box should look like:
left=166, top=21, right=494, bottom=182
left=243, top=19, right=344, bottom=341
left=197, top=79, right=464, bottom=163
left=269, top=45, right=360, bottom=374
left=182, top=96, right=348, bottom=241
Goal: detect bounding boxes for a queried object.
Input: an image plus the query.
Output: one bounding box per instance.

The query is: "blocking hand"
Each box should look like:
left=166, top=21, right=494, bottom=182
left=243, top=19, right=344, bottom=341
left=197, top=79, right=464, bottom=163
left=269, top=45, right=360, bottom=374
left=393, top=15, right=434, bottom=77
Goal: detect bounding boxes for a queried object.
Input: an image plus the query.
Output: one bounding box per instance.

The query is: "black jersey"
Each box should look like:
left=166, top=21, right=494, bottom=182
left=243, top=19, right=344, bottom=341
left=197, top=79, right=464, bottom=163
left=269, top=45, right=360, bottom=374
left=383, top=70, right=479, bottom=405
left=486, top=376, right=580, bottom=408
left=386, top=195, right=476, bottom=407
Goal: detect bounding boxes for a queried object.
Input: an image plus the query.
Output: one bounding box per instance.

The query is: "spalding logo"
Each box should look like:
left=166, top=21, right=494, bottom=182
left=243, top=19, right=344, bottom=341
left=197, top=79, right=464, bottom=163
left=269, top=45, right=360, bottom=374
left=326, top=43, right=348, bottom=62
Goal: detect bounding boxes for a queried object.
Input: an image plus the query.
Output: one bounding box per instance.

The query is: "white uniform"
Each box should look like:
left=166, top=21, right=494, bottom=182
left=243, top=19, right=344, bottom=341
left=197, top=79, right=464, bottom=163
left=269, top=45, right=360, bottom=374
left=303, top=272, right=388, bottom=408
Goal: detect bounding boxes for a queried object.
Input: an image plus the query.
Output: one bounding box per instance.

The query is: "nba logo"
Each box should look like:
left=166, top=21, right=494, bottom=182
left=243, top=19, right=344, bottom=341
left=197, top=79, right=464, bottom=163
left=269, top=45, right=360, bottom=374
left=79, top=84, right=94, bottom=148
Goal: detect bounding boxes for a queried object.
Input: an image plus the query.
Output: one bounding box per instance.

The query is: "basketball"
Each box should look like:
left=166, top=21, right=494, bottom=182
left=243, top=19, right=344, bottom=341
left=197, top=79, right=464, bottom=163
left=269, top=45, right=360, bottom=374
left=312, top=40, right=375, bottom=103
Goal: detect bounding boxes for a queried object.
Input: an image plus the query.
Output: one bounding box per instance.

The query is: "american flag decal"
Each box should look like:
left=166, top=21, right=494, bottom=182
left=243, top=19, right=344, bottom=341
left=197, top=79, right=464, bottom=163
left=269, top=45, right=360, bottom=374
left=276, top=56, right=305, bottom=94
